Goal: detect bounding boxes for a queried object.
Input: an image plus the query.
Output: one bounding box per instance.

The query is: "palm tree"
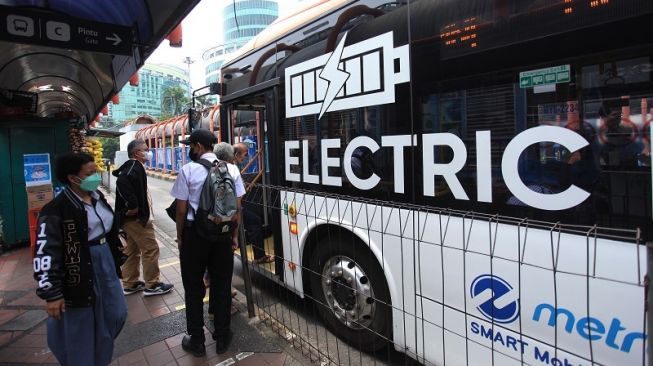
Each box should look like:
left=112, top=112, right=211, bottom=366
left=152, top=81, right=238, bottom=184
left=194, top=95, right=213, bottom=109
left=161, top=85, right=190, bottom=116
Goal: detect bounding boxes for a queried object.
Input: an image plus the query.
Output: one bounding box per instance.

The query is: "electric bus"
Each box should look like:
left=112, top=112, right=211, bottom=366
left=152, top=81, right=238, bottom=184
left=218, top=1, right=652, bottom=364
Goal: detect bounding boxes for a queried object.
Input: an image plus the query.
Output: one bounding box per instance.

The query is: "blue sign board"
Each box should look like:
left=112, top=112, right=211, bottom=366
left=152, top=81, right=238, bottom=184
left=23, top=153, right=51, bottom=186
left=242, top=136, right=259, bottom=173
left=174, top=147, right=183, bottom=171
left=156, top=148, right=164, bottom=170
left=165, top=147, right=173, bottom=171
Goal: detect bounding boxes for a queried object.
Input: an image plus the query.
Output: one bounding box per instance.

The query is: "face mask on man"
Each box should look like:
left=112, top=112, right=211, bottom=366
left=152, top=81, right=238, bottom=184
left=146, top=151, right=153, bottom=160
left=75, top=173, right=102, bottom=192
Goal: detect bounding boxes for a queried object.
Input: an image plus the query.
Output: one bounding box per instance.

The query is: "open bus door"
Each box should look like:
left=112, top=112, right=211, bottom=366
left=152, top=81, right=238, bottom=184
left=226, top=89, right=283, bottom=279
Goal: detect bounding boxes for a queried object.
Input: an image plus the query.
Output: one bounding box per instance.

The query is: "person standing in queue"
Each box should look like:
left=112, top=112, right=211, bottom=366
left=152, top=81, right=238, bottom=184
left=171, top=130, right=244, bottom=356
left=33, top=152, right=128, bottom=366
left=233, top=143, right=272, bottom=264
left=114, top=139, right=173, bottom=296
left=205, top=142, right=246, bottom=320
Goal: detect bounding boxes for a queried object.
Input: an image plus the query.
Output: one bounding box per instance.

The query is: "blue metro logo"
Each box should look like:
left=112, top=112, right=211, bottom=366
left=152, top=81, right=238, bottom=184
left=470, top=274, right=520, bottom=324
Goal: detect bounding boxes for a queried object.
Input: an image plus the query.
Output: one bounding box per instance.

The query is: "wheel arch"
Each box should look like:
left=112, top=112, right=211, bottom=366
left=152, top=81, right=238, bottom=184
left=299, top=222, right=398, bottom=313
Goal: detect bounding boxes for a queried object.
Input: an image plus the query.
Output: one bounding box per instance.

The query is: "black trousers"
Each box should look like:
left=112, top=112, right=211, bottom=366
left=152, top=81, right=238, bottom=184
left=243, top=205, right=265, bottom=259
left=180, top=223, right=234, bottom=340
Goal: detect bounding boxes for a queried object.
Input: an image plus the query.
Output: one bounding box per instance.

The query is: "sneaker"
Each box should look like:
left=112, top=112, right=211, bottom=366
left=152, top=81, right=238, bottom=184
left=143, top=282, right=174, bottom=296
left=123, top=281, right=145, bottom=295
left=181, top=334, right=206, bottom=357
left=215, top=330, right=233, bottom=354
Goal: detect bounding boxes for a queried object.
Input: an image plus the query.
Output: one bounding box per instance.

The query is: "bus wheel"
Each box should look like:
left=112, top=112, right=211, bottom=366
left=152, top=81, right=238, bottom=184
left=310, top=240, right=391, bottom=352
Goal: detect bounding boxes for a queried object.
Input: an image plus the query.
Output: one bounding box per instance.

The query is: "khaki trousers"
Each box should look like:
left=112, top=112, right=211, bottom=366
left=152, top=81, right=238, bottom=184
left=121, top=219, right=160, bottom=288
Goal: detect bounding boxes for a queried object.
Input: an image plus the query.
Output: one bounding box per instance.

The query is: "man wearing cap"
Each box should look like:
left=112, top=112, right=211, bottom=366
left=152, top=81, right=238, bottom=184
left=170, top=129, right=244, bottom=356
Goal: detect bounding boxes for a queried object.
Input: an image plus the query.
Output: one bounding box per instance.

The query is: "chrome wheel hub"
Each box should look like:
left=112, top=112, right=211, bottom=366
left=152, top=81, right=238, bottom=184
left=321, top=255, right=375, bottom=329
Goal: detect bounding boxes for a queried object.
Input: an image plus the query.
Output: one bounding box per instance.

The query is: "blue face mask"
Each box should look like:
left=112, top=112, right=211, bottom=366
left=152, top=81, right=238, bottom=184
left=77, top=173, right=101, bottom=192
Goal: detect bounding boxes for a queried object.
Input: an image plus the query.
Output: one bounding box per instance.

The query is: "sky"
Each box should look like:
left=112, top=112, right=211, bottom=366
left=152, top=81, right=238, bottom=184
left=147, top=0, right=304, bottom=90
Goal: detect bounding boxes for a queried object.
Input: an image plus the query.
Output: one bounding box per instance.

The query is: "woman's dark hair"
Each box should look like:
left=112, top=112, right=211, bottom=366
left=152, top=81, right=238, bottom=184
left=54, top=152, right=94, bottom=184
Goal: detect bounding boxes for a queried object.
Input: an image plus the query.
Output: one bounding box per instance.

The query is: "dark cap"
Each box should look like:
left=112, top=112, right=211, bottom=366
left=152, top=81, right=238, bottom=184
left=180, top=129, right=217, bottom=147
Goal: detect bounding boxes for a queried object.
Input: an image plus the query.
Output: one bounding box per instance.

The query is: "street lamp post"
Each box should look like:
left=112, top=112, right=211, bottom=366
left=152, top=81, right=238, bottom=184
left=182, top=56, right=194, bottom=99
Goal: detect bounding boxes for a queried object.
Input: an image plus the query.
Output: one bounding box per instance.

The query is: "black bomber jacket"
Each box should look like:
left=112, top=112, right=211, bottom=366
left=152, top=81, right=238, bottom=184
left=33, top=187, right=124, bottom=307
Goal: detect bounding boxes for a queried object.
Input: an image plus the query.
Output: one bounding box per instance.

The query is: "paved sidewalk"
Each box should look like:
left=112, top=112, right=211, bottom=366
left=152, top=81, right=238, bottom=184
left=0, top=189, right=311, bottom=366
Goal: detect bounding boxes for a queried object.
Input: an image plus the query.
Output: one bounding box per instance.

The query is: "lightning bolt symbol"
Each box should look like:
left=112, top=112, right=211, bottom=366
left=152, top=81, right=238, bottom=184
left=318, top=32, right=350, bottom=120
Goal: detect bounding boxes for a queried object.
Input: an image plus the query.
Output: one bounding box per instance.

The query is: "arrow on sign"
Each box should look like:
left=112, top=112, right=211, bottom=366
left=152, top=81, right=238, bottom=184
left=106, top=33, right=121, bottom=46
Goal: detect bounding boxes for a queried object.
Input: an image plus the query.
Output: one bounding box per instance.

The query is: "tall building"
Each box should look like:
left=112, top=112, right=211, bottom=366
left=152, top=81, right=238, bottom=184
left=109, top=63, right=190, bottom=123
left=223, top=0, right=279, bottom=47
left=203, top=0, right=278, bottom=87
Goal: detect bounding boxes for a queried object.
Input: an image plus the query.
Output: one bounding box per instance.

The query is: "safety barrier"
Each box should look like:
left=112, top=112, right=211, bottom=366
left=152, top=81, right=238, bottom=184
left=239, top=184, right=648, bottom=366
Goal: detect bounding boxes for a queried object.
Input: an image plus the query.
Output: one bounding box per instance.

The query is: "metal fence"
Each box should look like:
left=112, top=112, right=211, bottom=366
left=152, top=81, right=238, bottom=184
left=238, top=183, right=649, bottom=366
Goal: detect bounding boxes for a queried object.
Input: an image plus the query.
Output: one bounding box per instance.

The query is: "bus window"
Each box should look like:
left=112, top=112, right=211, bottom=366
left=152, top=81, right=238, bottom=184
left=416, top=54, right=652, bottom=231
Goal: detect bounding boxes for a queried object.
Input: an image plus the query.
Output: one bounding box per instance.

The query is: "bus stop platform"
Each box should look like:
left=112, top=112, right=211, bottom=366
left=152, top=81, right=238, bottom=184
left=0, top=192, right=310, bottom=366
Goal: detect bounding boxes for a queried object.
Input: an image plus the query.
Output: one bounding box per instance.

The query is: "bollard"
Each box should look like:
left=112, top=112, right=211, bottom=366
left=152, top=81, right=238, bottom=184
left=106, top=160, right=113, bottom=193
left=238, top=211, right=256, bottom=318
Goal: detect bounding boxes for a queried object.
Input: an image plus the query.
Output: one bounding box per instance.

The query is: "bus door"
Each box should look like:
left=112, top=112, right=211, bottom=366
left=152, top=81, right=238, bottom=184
left=227, top=89, right=282, bottom=277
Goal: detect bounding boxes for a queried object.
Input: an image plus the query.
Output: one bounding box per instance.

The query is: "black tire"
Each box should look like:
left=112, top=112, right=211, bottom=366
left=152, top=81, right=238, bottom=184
left=309, top=237, right=392, bottom=352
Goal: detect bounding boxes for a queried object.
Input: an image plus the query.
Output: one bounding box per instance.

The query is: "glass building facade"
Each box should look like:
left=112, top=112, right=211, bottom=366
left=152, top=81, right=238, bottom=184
left=110, top=63, right=190, bottom=122
left=223, top=0, right=278, bottom=46
left=203, top=0, right=278, bottom=87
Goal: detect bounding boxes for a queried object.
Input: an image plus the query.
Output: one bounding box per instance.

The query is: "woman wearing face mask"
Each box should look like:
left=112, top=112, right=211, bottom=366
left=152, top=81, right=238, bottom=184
left=33, top=152, right=128, bottom=366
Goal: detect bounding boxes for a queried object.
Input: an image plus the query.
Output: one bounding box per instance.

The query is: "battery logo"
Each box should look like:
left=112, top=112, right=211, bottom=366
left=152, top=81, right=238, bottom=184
left=285, top=31, right=410, bottom=119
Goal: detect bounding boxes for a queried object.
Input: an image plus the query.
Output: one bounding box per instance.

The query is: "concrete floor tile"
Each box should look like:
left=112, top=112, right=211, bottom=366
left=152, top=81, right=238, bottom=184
left=149, top=305, right=172, bottom=318
left=0, top=309, right=22, bottom=326
left=8, top=291, right=43, bottom=307
left=143, top=340, right=169, bottom=357
left=9, top=333, right=46, bottom=348
left=176, top=353, right=210, bottom=366
left=0, top=310, right=47, bottom=331
left=170, top=344, right=187, bottom=359
left=118, top=348, right=146, bottom=365
left=29, top=322, right=48, bottom=335
left=146, top=348, right=176, bottom=366
left=166, top=333, right=186, bottom=349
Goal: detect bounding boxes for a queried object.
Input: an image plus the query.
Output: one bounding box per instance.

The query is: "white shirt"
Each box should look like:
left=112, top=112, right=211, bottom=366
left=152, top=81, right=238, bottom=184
left=69, top=189, right=114, bottom=241
left=170, top=152, right=245, bottom=221
left=227, top=162, right=246, bottom=197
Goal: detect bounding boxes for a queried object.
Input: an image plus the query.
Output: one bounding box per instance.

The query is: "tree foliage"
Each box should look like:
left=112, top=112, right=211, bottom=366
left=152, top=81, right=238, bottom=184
left=161, top=85, right=190, bottom=116
left=194, top=95, right=214, bottom=109
left=98, top=137, right=119, bottom=163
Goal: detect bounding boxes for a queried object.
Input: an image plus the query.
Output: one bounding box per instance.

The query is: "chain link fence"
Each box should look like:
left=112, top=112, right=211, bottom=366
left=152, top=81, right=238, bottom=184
left=238, top=183, right=648, bottom=366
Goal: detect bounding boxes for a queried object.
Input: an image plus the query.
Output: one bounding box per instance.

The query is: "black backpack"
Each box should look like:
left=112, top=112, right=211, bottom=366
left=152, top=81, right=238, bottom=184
left=193, top=158, right=238, bottom=241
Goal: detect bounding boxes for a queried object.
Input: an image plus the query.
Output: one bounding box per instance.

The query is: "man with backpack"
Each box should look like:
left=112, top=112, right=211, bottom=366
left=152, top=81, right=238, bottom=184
left=170, top=129, right=245, bottom=356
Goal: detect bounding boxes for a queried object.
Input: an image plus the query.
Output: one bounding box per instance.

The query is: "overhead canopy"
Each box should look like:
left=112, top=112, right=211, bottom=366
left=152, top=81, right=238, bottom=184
left=86, top=127, right=124, bottom=138
left=0, top=0, right=200, bottom=123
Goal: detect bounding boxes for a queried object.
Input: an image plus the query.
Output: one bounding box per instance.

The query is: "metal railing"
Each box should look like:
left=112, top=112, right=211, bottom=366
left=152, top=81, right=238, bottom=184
left=237, top=183, right=649, bottom=366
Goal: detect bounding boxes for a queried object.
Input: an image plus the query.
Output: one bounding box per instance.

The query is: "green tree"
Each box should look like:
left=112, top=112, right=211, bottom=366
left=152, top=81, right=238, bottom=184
left=161, top=85, right=190, bottom=116
left=194, top=95, right=214, bottom=109
left=99, top=137, right=119, bottom=163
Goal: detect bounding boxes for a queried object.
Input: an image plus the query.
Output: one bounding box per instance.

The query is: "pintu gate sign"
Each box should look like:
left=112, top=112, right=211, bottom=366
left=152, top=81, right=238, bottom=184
left=284, top=126, right=590, bottom=211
